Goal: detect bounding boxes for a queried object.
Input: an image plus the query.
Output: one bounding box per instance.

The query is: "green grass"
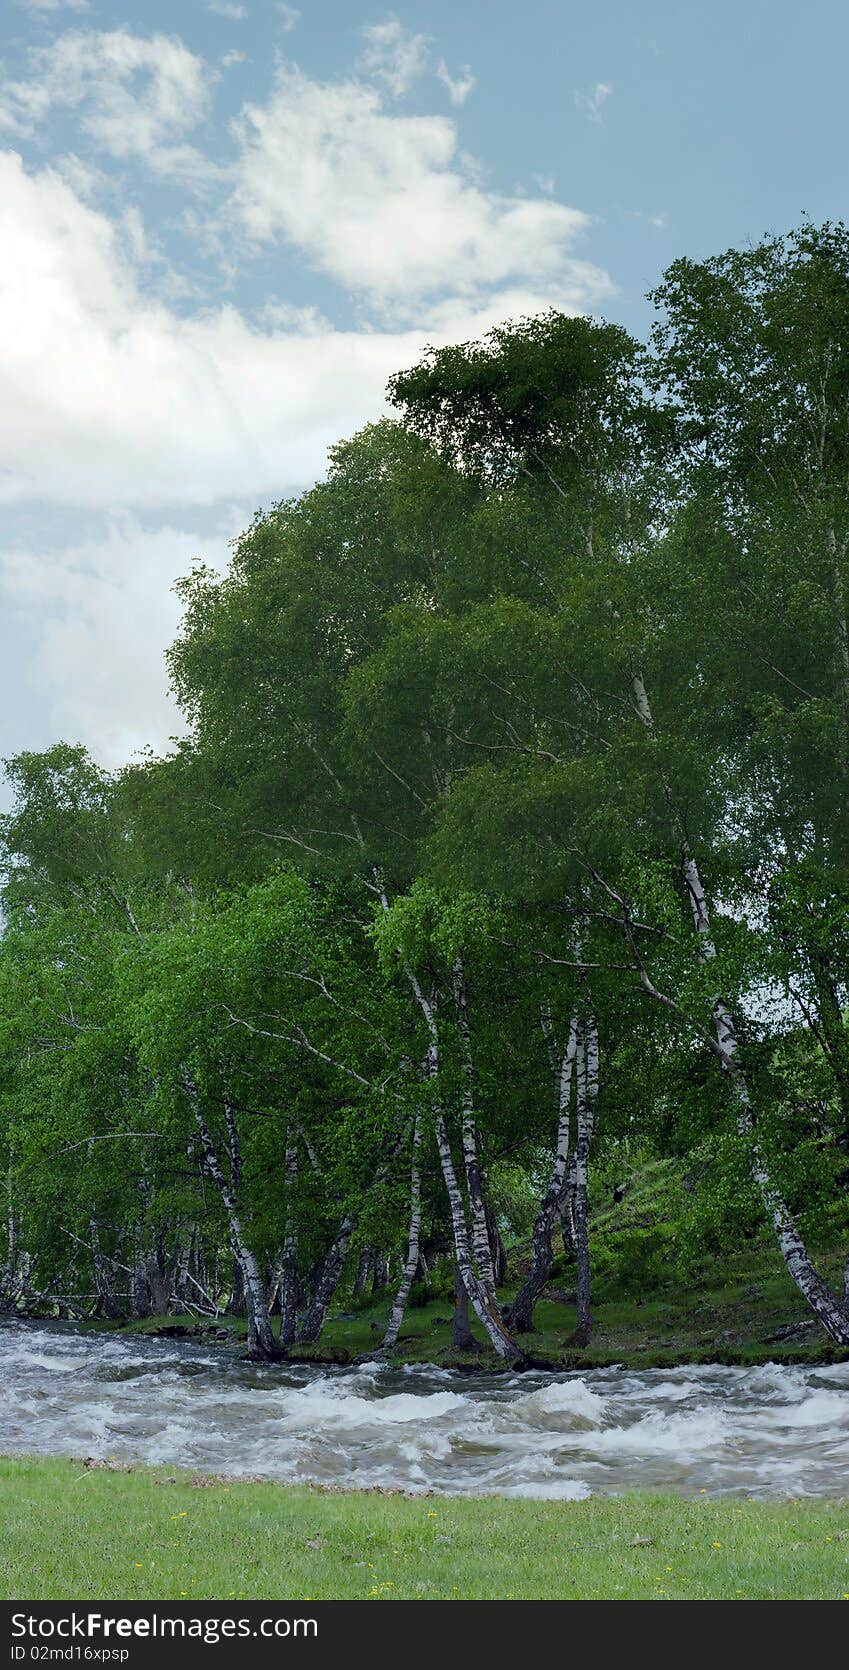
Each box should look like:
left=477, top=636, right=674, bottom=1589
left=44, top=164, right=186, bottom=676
left=2, top=1457, right=849, bottom=1600
left=106, top=1242, right=849, bottom=1373
left=96, top=1158, right=849, bottom=1372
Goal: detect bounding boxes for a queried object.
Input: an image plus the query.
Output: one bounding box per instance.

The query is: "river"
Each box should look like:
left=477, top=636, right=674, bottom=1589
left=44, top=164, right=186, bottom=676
left=2, top=1319, right=848, bottom=1499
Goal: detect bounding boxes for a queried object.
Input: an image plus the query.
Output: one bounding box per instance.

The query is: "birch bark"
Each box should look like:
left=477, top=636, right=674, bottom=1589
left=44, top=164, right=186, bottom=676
left=279, top=1136, right=299, bottom=1347
left=407, top=975, right=522, bottom=1362
left=506, top=1015, right=578, bottom=1331
left=572, top=1018, right=598, bottom=1346
left=191, top=1100, right=276, bottom=1360
left=631, top=671, right=849, bottom=1343
left=381, top=1109, right=423, bottom=1351
left=453, top=959, right=498, bottom=1297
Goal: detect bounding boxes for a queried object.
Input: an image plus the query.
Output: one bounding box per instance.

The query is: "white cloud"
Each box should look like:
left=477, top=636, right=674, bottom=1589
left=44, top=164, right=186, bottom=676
left=436, top=59, right=475, bottom=106
left=575, top=81, right=612, bottom=124
left=0, top=24, right=617, bottom=772
left=359, top=17, right=430, bottom=97
left=0, top=518, right=238, bottom=764
left=275, top=3, right=300, bottom=31
left=0, top=151, right=611, bottom=512
left=232, top=67, right=607, bottom=315
left=0, top=30, right=213, bottom=178
left=208, top=1, right=247, bottom=18
left=15, top=0, right=89, bottom=11
left=222, top=51, right=247, bottom=68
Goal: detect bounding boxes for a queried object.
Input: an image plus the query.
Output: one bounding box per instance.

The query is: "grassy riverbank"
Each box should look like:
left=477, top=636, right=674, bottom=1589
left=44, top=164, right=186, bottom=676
left=29, top=1159, right=849, bottom=1370
left=2, top=1456, right=848, bottom=1600
left=107, top=1238, right=849, bottom=1372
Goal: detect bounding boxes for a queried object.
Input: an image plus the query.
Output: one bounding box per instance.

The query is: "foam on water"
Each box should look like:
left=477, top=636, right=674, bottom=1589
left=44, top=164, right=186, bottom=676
left=2, top=1319, right=848, bottom=1499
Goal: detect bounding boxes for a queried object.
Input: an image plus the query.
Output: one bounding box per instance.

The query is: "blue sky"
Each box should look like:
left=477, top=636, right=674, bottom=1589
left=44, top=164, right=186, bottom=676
left=1, top=0, right=846, bottom=788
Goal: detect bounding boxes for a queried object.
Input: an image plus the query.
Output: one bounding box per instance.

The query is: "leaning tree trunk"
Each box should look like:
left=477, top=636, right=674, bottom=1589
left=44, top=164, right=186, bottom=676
left=453, top=959, right=498, bottom=1297
left=297, top=1115, right=408, bottom=1344
left=298, top=1213, right=355, bottom=1344
left=382, top=1111, right=424, bottom=1352
left=408, top=973, right=523, bottom=1363
left=88, top=1211, right=120, bottom=1320
left=224, top=1100, right=246, bottom=1317
left=572, top=1018, right=599, bottom=1347
left=632, top=670, right=849, bottom=1345
left=451, top=1266, right=477, bottom=1350
left=507, top=1015, right=578, bottom=1332
left=353, top=1245, right=372, bottom=1299
left=191, top=1100, right=276, bottom=1361
left=486, top=1202, right=508, bottom=1286
left=560, top=1156, right=577, bottom=1259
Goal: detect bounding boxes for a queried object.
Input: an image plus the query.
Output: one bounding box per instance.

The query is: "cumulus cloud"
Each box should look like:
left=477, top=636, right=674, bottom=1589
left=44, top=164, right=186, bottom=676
left=0, top=150, right=610, bottom=511
left=0, top=518, right=237, bottom=764
left=0, top=30, right=213, bottom=177
left=232, top=67, right=607, bottom=315
left=359, top=17, right=430, bottom=97
left=0, top=26, right=614, bottom=767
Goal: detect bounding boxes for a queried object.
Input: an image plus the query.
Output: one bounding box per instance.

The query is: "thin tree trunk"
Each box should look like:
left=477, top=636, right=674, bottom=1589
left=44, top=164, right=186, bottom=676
left=486, top=1202, right=508, bottom=1286
left=298, top=1213, right=354, bottom=1343
left=506, top=1015, right=578, bottom=1332
left=381, top=1111, right=423, bottom=1351
left=279, top=1137, right=299, bottom=1347
left=191, top=1100, right=276, bottom=1361
left=453, top=959, right=497, bottom=1296
left=408, top=974, right=523, bottom=1362
left=572, top=1018, right=598, bottom=1347
left=451, top=1266, right=476, bottom=1350
left=560, top=1171, right=577, bottom=1259
left=632, top=670, right=849, bottom=1344
left=88, top=1211, right=120, bottom=1320
left=353, top=1245, right=372, bottom=1299
left=0, top=1165, right=17, bottom=1309
left=225, top=1100, right=246, bottom=1316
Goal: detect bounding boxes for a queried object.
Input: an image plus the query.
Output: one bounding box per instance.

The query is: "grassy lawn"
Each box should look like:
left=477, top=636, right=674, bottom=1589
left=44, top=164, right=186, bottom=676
left=2, top=1456, right=849, bottom=1600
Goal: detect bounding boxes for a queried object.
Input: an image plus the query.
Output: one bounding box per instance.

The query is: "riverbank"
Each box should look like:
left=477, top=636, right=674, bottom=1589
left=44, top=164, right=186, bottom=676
left=95, top=1236, right=849, bottom=1372
left=2, top=1456, right=848, bottom=1600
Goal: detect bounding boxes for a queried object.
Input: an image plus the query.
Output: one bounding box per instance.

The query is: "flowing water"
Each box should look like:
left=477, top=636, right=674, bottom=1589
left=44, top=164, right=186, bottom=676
left=2, top=1319, right=848, bottom=1500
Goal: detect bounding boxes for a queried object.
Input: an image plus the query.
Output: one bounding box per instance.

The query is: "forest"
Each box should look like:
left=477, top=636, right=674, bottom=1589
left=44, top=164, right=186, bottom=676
left=2, top=221, right=849, bottom=1370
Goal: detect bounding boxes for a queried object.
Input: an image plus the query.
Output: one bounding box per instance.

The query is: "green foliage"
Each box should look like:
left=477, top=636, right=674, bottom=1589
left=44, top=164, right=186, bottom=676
left=3, top=220, right=849, bottom=1350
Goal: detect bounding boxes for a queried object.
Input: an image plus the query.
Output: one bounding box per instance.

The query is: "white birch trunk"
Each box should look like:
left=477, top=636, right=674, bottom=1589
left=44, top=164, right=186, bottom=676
left=408, top=977, right=521, bottom=1362
left=381, top=1109, right=423, bottom=1351
left=506, top=1014, right=578, bottom=1331
left=279, top=1136, right=299, bottom=1347
left=573, top=1018, right=598, bottom=1345
left=632, top=671, right=849, bottom=1344
left=192, top=1103, right=276, bottom=1360
left=453, top=959, right=498, bottom=1297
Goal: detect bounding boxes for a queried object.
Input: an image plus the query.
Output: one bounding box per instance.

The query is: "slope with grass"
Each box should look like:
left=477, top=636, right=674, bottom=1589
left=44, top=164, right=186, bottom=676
left=105, top=1160, right=849, bottom=1371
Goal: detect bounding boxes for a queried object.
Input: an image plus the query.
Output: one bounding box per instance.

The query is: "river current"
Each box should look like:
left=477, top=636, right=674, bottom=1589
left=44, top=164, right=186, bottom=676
left=2, top=1320, right=848, bottom=1499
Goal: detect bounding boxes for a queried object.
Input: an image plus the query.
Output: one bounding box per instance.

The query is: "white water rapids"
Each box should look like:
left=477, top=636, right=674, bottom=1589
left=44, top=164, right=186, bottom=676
left=2, top=1320, right=848, bottom=1499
